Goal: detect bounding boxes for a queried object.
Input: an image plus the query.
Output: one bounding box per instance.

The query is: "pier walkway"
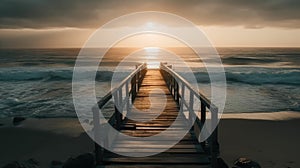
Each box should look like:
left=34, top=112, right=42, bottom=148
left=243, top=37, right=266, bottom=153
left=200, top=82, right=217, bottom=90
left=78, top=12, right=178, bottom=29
left=93, top=63, right=219, bottom=167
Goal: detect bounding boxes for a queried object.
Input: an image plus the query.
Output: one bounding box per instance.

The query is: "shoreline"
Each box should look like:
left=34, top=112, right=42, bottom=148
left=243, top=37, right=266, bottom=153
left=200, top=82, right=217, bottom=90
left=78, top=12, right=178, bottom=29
left=0, top=116, right=299, bottom=167
left=221, top=111, right=300, bottom=120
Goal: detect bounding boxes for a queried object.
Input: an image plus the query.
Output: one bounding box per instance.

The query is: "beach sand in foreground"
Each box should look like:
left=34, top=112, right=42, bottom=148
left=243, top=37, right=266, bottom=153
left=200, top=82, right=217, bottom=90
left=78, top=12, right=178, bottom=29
left=0, top=115, right=299, bottom=168
left=218, top=118, right=300, bottom=168
left=0, top=118, right=94, bottom=167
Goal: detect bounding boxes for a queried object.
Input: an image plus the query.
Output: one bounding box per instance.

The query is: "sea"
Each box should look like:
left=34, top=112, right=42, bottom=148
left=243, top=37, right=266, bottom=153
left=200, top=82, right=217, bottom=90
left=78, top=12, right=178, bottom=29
left=0, top=47, right=299, bottom=118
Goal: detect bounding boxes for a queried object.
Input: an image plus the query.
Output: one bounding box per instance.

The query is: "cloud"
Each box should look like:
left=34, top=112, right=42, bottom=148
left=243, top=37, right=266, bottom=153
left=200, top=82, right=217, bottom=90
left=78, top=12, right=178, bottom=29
left=0, top=28, right=94, bottom=48
left=0, top=0, right=299, bottom=29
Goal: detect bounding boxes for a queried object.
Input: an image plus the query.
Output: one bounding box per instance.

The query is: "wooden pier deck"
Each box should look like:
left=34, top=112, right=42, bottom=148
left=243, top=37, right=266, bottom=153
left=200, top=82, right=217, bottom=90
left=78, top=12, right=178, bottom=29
left=93, top=63, right=219, bottom=167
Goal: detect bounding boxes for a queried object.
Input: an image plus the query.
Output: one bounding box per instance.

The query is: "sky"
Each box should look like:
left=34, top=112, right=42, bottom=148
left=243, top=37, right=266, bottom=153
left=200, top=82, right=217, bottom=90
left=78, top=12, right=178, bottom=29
left=0, top=0, right=299, bottom=48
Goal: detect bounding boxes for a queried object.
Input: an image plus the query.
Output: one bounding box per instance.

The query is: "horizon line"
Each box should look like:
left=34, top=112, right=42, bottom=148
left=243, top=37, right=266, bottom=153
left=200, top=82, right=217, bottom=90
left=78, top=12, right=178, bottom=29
left=1, top=46, right=300, bottom=50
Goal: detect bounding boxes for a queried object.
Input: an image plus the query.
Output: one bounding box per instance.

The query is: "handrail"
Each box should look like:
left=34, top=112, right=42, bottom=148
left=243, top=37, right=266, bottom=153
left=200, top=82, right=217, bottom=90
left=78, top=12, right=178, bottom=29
left=159, top=62, right=219, bottom=168
left=92, top=63, right=147, bottom=164
left=94, top=63, right=147, bottom=110
left=160, top=63, right=217, bottom=110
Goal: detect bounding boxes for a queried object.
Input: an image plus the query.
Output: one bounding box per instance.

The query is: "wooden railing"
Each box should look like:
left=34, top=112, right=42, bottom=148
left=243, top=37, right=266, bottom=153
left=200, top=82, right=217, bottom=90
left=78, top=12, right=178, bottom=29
left=92, top=62, right=219, bottom=167
left=160, top=62, right=219, bottom=167
left=92, top=63, right=147, bottom=164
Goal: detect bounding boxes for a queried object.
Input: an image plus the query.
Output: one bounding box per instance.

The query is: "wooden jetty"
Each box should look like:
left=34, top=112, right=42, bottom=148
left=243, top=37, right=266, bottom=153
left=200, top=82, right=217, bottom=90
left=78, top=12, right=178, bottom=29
left=92, top=63, right=219, bottom=167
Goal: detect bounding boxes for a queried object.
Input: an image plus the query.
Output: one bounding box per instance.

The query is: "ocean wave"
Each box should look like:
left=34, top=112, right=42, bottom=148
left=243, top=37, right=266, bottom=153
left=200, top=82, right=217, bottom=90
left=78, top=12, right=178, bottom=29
left=181, top=69, right=300, bottom=85
left=225, top=70, right=300, bottom=85
left=0, top=68, right=115, bottom=82
left=0, top=68, right=70, bottom=81
left=1, top=67, right=300, bottom=85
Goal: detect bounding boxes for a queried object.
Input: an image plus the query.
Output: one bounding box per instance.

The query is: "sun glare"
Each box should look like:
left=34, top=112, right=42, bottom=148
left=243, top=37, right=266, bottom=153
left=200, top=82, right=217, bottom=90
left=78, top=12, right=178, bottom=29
left=144, top=47, right=160, bottom=52
left=143, top=47, right=161, bottom=69
left=145, top=22, right=155, bottom=29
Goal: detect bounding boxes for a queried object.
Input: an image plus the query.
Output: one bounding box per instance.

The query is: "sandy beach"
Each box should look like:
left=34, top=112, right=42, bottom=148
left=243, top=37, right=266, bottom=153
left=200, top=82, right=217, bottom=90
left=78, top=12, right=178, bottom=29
left=219, top=118, right=300, bottom=168
left=0, top=114, right=299, bottom=168
left=0, top=118, right=94, bottom=168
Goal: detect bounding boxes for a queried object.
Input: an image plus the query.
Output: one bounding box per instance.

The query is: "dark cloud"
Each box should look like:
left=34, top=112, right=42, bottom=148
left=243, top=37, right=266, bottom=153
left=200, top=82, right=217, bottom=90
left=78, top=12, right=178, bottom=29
left=0, top=0, right=299, bottom=29
left=0, top=28, right=92, bottom=48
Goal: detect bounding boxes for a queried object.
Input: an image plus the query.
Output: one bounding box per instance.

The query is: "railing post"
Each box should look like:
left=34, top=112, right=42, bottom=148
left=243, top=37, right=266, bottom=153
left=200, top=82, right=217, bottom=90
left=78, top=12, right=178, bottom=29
left=174, top=78, right=177, bottom=103
left=92, top=106, right=103, bottom=165
left=170, top=75, right=174, bottom=97
left=168, top=74, right=171, bottom=90
left=175, top=80, right=179, bottom=105
left=138, top=72, right=140, bottom=91
left=189, top=91, right=194, bottom=126
left=200, top=101, right=206, bottom=147
left=126, top=81, right=130, bottom=118
left=173, top=78, right=176, bottom=99
left=136, top=65, right=140, bottom=92
left=211, top=107, right=219, bottom=168
left=113, top=89, right=122, bottom=130
left=180, top=84, right=185, bottom=114
left=118, top=88, right=123, bottom=128
left=167, top=73, right=170, bottom=90
left=131, top=75, right=136, bottom=103
left=167, top=65, right=173, bottom=92
left=200, top=101, right=206, bottom=127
